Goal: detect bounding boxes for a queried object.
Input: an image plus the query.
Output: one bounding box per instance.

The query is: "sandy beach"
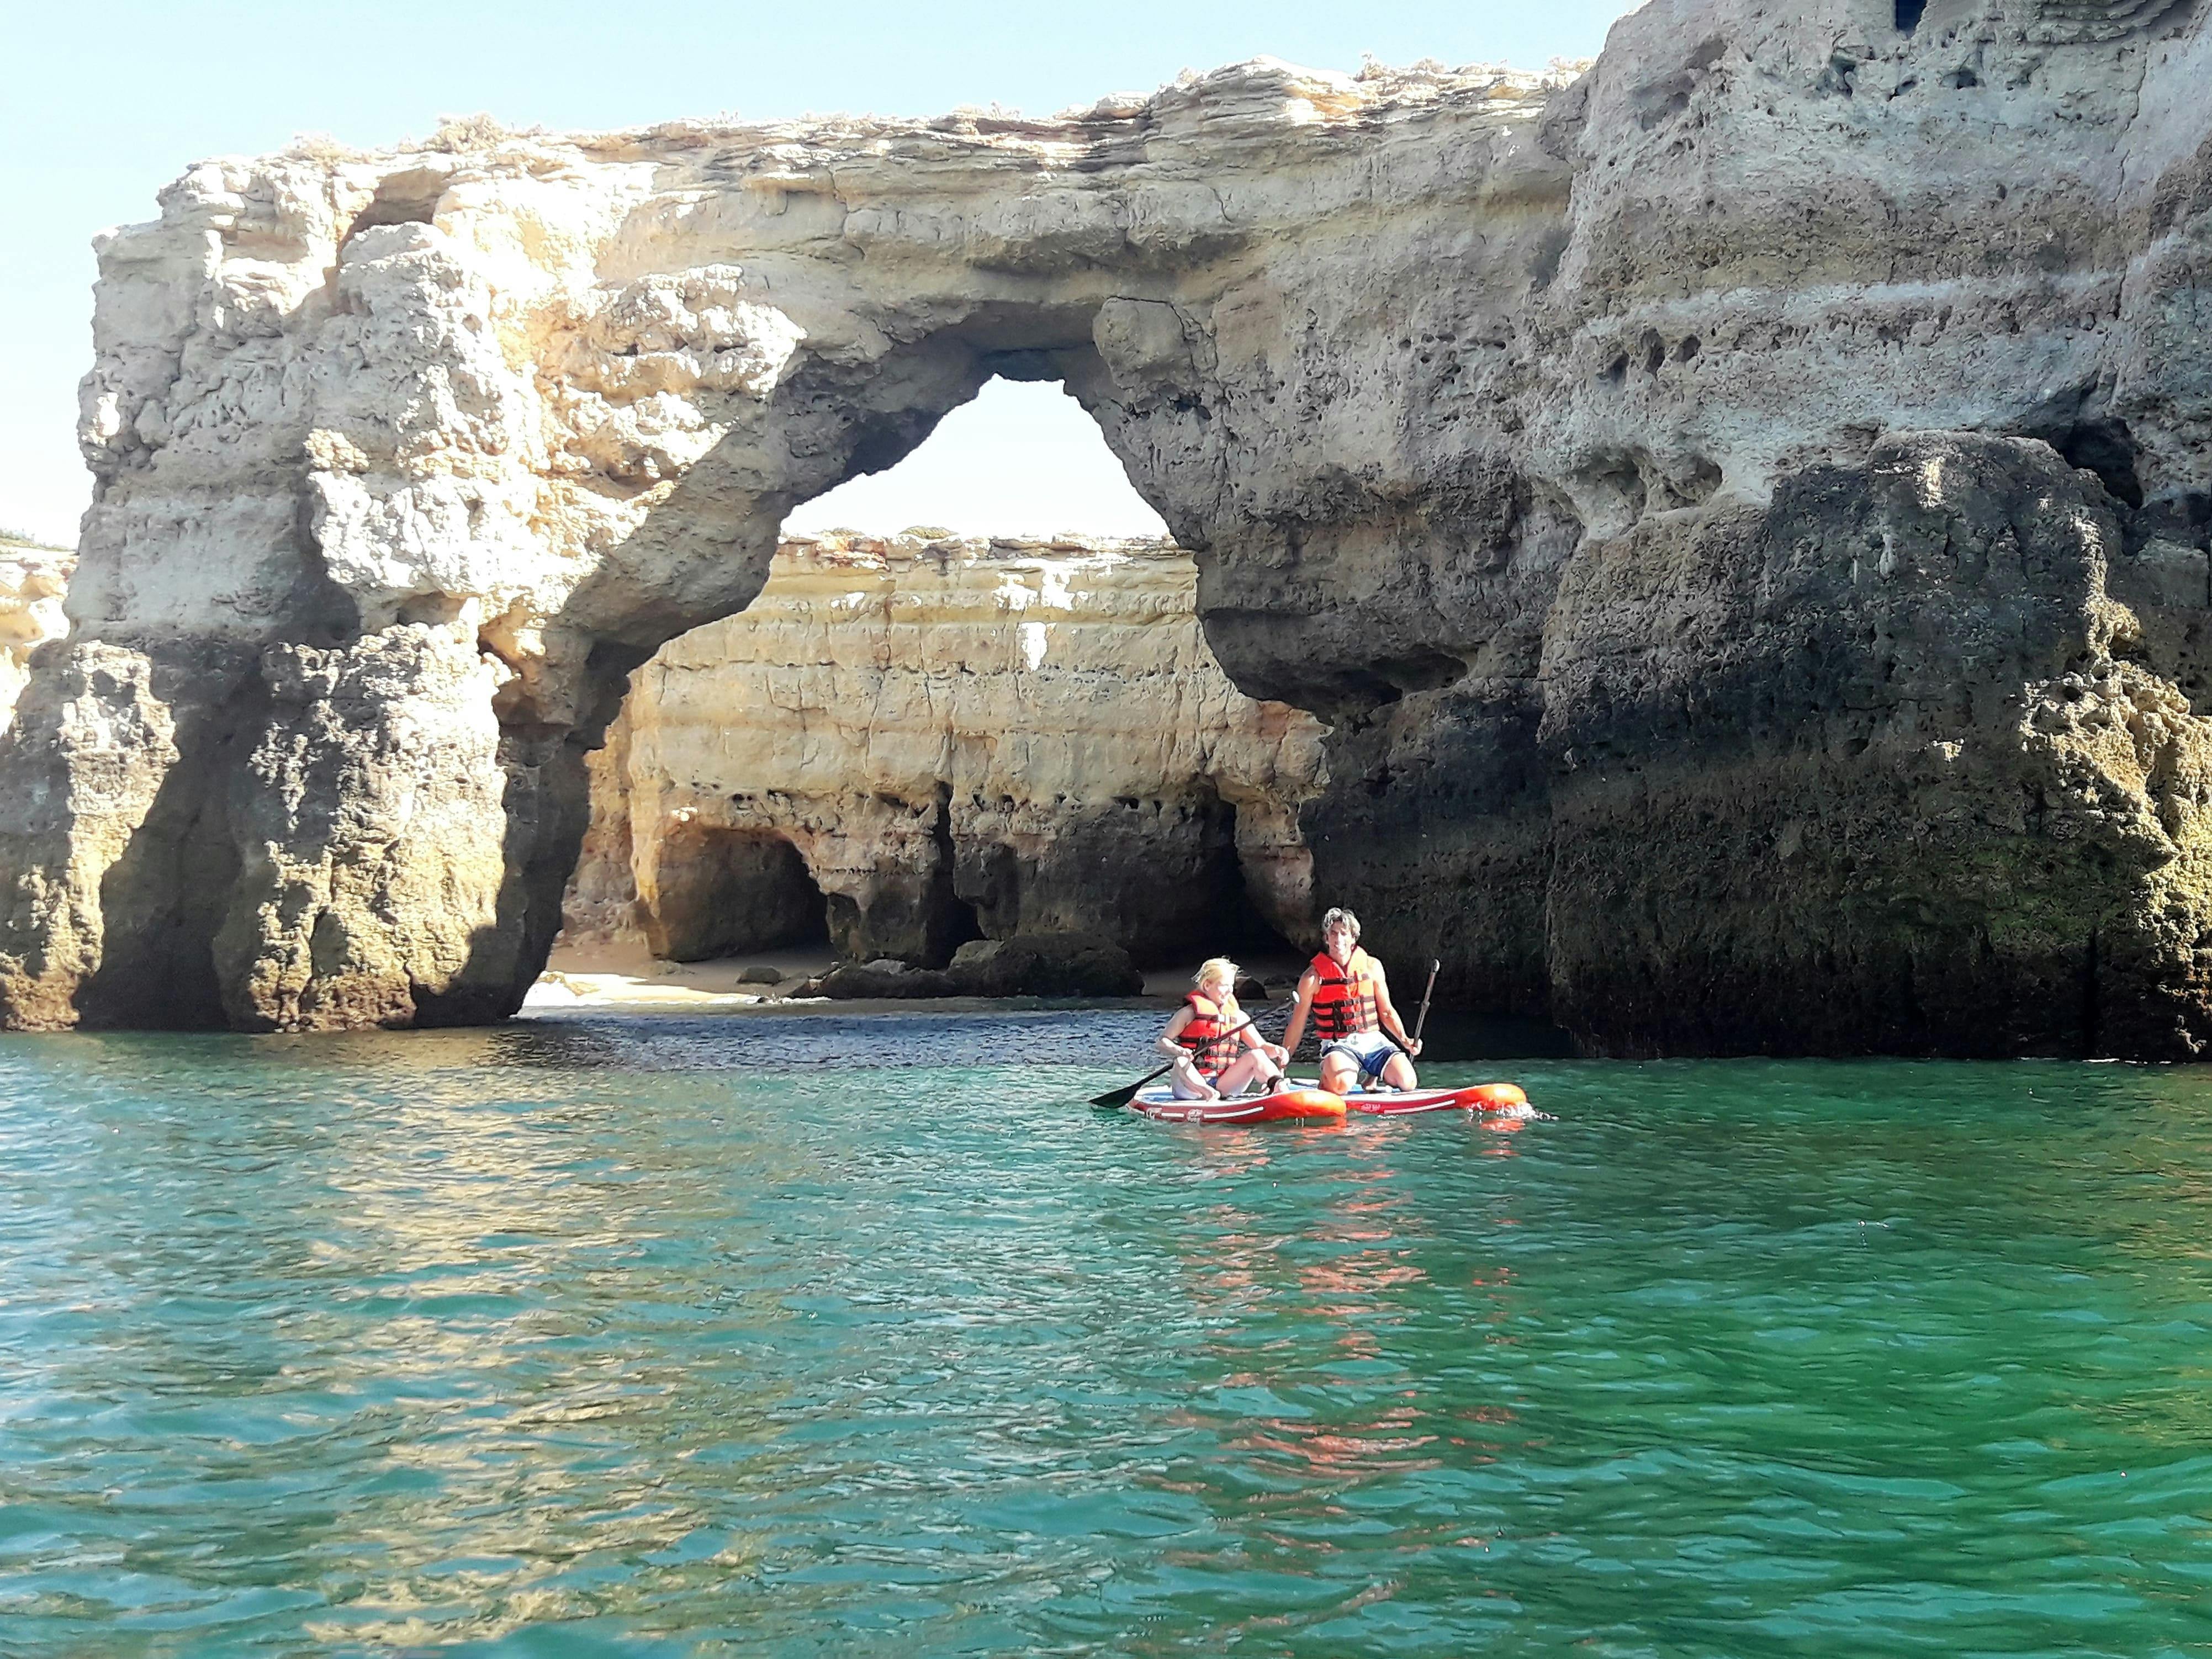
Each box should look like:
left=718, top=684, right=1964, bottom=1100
left=523, top=939, right=1311, bottom=1014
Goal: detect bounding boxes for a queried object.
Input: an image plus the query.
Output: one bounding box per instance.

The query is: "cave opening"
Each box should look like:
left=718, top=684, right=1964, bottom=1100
left=1895, top=0, right=1927, bottom=31
left=1210, top=813, right=1300, bottom=969
left=641, top=828, right=829, bottom=963
left=2052, top=418, right=2144, bottom=511
left=785, top=372, right=1168, bottom=539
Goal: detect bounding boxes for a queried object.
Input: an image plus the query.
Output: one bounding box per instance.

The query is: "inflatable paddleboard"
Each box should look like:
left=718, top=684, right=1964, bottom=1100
left=1127, top=1080, right=1528, bottom=1122
left=1345, top=1081, right=1530, bottom=1117
left=1128, top=1084, right=1347, bottom=1123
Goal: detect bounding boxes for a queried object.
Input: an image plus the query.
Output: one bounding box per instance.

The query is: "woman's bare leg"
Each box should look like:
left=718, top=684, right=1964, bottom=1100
left=1214, top=1051, right=1281, bottom=1096
left=1168, top=1056, right=1220, bottom=1099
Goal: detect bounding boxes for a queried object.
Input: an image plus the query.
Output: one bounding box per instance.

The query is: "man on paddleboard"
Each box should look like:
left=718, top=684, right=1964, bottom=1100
left=1280, top=908, right=1422, bottom=1095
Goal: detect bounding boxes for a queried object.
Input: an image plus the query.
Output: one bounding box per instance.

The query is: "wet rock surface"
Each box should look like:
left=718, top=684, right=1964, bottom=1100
left=5, top=0, right=2212, bottom=1053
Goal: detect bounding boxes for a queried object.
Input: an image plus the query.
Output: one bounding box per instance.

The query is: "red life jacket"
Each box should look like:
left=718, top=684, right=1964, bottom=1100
left=1176, top=992, right=1242, bottom=1075
left=1309, top=948, right=1382, bottom=1040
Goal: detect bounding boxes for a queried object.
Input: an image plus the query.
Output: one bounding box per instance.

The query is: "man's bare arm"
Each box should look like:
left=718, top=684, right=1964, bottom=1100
left=1279, top=971, right=1320, bottom=1056
left=1373, top=968, right=1420, bottom=1051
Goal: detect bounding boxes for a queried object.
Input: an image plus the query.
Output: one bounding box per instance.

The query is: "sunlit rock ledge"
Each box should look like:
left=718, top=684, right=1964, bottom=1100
left=563, top=531, right=1327, bottom=967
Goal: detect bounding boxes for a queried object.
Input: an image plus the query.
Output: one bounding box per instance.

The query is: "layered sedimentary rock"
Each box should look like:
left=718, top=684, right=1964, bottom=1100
left=565, top=532, right=1326, bottom=964
left=7, top=0, right=2211, bottom=1052
left=1, top=545, right=72, bottom=739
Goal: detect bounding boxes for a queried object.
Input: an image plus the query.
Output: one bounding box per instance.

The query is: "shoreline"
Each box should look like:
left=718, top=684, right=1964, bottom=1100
left=526, top=940, right=1315, bottom=1016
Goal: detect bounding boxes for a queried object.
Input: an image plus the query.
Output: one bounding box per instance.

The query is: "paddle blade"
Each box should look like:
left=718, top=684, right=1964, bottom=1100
left=1088, top=1080, right=1144, bottom=1110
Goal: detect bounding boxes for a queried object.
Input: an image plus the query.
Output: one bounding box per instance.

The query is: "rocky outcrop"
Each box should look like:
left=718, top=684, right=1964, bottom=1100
left=0, top=545, right=71, bottom=740
left=947, top=933, right=1146, bottom=998
left=7, top=0, right=2212, bottom=1054
left=565, top=531, right=1326, bottom=965
left=816, top=960, right=957, bottom=999
left=810, top=935, right=1145, bottom=998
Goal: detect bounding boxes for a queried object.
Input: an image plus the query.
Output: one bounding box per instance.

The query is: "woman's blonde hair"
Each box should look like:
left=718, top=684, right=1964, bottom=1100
left=1194, top=957, right=1240, bottom=994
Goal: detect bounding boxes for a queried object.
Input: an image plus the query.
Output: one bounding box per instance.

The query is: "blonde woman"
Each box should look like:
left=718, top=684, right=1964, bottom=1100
left=1155, top=958, right=1289, bottom=1100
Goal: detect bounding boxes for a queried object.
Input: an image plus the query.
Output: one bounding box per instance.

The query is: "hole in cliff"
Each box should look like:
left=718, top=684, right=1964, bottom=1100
left=1217, top=868, right=1298, bottom=966
left=347, top=168, right=447, bottom=238
left=920, top=786, right=986, bottom=967
left=1182, top=800, right=1298, bottom=970
left=398, top=591, right=468, bottom=627
left=1378, top=649, right=1470, bottom=697
left=939, top=891, right=985, bottom=956
left=2052, top=419, right=2145, bottom=511
left=642, top=828, right=828, bottom=963
left=1895, top=0, right=1927, bottom=31
left=787, top=375, right=1169, bottom=538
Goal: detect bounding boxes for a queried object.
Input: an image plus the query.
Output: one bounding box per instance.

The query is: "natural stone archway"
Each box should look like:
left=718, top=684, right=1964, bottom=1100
left=4, top=0, right=2211, bottom=1054
left=566, top=531, right=1327, bottom=969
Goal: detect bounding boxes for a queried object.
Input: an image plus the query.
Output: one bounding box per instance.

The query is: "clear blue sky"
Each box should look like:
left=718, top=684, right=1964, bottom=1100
left=1, top=1, right=1643, bottom=547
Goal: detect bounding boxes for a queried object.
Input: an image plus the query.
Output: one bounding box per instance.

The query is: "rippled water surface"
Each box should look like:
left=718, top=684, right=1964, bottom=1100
left=8, top=1010, right=2212, bottom=1655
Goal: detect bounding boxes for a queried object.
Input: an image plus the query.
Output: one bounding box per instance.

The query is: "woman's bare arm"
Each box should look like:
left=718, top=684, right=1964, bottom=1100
left=1156, top=1003, right=1195, bottom=1057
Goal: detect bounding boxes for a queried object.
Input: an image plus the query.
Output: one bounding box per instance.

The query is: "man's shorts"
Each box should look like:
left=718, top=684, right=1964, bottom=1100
left=1320, top=1030, right=1402, bottom=1083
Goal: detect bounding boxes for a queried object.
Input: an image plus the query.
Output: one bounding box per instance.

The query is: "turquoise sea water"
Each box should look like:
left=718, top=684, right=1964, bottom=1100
left=6, top=1010, right=2212, bottom=1656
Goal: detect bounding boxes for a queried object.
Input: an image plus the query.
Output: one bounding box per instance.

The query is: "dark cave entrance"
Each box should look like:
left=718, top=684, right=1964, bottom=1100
left=1895, top=0, right=1927, bottom=31
left=936, top=791, right=1301, bottom=973
left=641, top=828, right=830, bottom=963
left=2050, top=418, right=2145, bottom=511
left=1206, top=803, right=1300, bottom=967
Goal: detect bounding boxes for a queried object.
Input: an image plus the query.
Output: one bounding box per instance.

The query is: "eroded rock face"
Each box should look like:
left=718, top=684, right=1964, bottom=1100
left=565, top=532, right=1327, bottom=965
left=6, top=0, right=2211, bottom=1053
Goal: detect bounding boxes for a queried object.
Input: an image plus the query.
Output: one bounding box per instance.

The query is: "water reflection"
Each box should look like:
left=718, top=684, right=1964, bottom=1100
left=1131, top=1110, right=1542, bottom=1644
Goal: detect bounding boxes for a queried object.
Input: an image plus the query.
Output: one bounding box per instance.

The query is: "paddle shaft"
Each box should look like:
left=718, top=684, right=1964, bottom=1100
left=1089, top=1010, right=1278, bottom=1109
left=1411, top=958, right=1441, bottom=1048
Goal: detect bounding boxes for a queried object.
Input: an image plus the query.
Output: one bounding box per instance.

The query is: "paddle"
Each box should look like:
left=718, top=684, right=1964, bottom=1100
left=1088, top=1011, right=1276, bottom=1110
left=1410, top=958, right=1441, bottom=1051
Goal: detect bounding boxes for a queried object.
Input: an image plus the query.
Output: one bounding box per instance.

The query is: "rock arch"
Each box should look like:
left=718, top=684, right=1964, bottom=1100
left=6, top=0, right=2212, bottom=1056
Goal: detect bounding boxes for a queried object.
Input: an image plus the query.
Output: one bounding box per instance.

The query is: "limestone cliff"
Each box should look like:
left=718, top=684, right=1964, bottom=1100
left=564, top=532, right=1326, bottom=964
left=6, top=0, right=2211, bottom=1054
